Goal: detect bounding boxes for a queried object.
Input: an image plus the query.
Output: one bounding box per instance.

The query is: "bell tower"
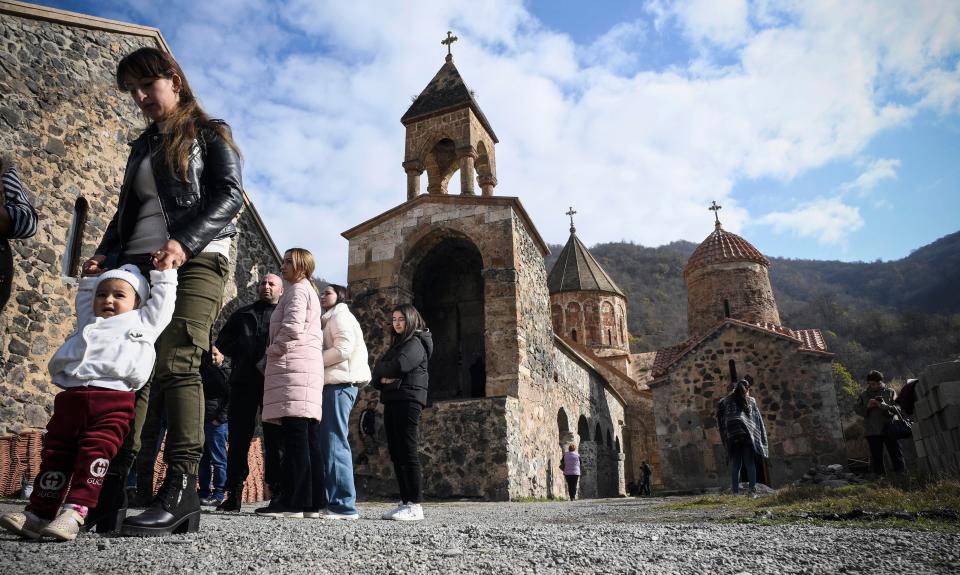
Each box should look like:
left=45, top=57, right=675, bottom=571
left=400, top=31, right=499, bottom=199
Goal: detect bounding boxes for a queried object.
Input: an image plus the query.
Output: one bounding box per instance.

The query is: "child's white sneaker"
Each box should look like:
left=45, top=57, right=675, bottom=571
left=40, top=508, right=84, bottom=541
left=390, top=503, right=423, bottom=521
left=0, top=510, right=48, bottom=539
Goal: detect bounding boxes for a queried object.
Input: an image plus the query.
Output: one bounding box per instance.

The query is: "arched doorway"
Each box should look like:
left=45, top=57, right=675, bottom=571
left=413, top=236, right=485, bottom=402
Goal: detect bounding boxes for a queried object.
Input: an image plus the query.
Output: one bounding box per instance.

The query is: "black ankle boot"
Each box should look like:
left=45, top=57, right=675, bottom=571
left=84, top=471, right=127, bottom=534
left=216, top=485, right=243, bottom=512
left=121, top=472, right=201, bottom=537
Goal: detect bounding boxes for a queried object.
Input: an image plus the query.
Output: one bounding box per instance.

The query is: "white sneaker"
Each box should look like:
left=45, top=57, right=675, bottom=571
left=390, top=503, right=423, bottom=521
left=322, top=509, right=359, bottom=521
left=381, top=502, right=406, bottom=520
left=0, top=510, right=48, bottom=540
left=302, top=510, right=322, bottom=519
left=40, top=508, right=84, bottom=541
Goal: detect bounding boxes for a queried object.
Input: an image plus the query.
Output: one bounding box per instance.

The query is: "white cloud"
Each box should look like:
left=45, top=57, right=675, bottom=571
left=758, top=197, right=864, bottom=247
left=101, top=0, right=960, bottom=281
left=840, top=158, right=901, bottom=195
left=665, top=0, right=752, bottom=49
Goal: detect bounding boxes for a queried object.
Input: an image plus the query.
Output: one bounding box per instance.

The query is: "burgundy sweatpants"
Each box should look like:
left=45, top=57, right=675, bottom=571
left=28, top=387, right=135, bottom=519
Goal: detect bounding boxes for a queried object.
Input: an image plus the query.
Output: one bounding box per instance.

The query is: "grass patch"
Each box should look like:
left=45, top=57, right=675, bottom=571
left=661, top=479, right=960, bottom=530
left=511, top=496, right=561, bottom=503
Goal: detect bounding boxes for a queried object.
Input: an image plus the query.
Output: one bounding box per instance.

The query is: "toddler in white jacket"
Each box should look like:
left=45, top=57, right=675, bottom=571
left=0, top=264, right=177, bottom=541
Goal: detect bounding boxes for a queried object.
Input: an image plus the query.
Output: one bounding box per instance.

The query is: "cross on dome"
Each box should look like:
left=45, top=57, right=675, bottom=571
left=709, top=201, right=722, bottom=228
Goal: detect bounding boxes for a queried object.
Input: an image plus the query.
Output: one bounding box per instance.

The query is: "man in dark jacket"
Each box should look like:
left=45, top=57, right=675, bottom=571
left=856, top=370, right=905, bottom=476
left=213, top=273, right=283, bottom=511
left=198, top=348, right=230, bottom=505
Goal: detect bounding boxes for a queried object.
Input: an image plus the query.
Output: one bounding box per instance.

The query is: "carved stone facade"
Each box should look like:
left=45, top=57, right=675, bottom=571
left=0, top=5, right=280, bottom=433
left=550, top=291, right=630, bottom=371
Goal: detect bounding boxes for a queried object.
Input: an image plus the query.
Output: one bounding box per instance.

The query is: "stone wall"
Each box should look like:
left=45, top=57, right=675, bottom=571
left=0, top=13, right=157, bottom=432
left=686, top=262, right=781, bottom=338
left=913, top=360, right=960, bottom=475
left=651, top=323, right=845, bottom=491
left=350, top=389, right=513, bottom=500
left=0, top=9, right=279, bottom=433
left=512, top=344, right=626, bottom=499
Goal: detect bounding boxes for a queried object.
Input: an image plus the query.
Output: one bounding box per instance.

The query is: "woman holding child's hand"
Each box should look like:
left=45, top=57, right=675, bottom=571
left=83, top=47, right=243, bottom=537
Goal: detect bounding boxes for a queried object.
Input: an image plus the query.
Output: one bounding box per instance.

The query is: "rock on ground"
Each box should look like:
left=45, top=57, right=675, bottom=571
left=1, top=498, right=958, bottom=574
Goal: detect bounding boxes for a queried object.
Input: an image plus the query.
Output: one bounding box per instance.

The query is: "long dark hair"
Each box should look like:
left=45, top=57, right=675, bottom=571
left=326, top=283, right=349, bottom=305
left=730, top=380, right=750, bottom=412
left=116, top=47, right=241, bottom=179
left=389, top=303, right=425, bottom=348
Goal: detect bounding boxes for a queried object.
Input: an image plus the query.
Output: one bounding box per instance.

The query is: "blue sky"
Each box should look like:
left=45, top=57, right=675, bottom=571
left=34, top=0, right=960, bottom=280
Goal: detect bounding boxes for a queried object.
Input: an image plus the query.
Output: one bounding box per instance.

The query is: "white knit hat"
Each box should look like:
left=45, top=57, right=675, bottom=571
left=97, top=264, right=149, bottom=306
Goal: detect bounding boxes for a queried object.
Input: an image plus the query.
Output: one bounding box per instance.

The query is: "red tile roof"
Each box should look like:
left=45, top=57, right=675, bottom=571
left=683, top=223, right=770, bottom=278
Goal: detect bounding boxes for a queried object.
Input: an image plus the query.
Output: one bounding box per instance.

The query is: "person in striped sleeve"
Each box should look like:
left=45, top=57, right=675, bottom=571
left=0, top=155, right=39, bottom=311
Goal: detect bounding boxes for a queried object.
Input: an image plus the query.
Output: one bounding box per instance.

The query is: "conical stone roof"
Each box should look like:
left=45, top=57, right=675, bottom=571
left=683, top=223, right=769, bottom=279
left=548, top=232, right=624, bottom=296
left=401, top=57, right=498, bottom=142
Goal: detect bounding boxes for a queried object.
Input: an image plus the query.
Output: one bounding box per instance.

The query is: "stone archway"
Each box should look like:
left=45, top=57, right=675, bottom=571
left=412, top=236, right=485, bottom=402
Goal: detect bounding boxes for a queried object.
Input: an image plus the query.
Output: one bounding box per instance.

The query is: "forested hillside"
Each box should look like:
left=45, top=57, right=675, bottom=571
left=545, top=231, right=960, bottom=382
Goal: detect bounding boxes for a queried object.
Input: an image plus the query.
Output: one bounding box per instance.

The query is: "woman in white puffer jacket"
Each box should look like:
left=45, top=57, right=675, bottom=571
left=317, top=284, right=371, bottom=519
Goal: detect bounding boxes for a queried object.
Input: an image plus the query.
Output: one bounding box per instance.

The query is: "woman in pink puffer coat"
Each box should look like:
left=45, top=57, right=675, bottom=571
left=258, top=248, right=324, bottom=517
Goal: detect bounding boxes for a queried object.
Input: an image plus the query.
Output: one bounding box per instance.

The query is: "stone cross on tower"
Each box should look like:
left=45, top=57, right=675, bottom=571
left=566, top=206, right=577, bottom=233
left=709, top=201, right=722, bottom=228
left=442, top=31, right=458, bottom=62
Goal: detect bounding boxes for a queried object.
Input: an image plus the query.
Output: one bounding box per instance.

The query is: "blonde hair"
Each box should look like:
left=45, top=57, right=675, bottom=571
left=285, top=248, right=315, bottom=281
left=568, top=444, right=576, bottom=452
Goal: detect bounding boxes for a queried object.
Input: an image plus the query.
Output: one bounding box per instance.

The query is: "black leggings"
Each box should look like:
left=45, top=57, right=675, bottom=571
left=384, top=401, right=423, bottom=504
left=565, top=475, right=579, bottom=500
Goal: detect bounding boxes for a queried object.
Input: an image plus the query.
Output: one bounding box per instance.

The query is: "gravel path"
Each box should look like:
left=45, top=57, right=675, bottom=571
left=1, top=497, right=958, bottom=574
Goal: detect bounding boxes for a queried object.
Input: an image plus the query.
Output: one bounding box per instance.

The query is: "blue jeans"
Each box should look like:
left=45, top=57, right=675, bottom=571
left=199, top=421, right=228, bottom=498
left=729, top=440, right=756, bottom=494
left=319, top=384, right=359, bottom=514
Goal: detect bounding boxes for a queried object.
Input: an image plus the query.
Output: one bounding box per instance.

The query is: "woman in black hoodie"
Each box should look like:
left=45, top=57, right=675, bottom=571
left=372, top=304, right=432, bottom=521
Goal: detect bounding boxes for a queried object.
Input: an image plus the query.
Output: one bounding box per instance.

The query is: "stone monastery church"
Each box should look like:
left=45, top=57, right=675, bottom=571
left=0, top=0, right=847, bottom=500
left=344, top=44, right=847, bottom=499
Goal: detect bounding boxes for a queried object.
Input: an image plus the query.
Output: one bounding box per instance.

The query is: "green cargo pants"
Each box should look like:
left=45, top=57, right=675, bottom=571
left=112, top=253, right=229, bottom=476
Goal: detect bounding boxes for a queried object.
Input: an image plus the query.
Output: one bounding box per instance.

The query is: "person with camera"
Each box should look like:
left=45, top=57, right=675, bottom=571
left=856, top=370, right=905, bottom=476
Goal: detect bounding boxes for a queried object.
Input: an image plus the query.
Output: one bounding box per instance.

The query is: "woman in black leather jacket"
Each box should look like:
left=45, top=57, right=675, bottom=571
left=372, top=304, right=432, bottom=522
left=81, top=47, right=244, bottom=537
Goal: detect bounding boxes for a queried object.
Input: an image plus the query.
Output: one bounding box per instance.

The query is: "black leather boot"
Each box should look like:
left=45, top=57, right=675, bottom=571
left=83, top=471, right=127, bottom=534
left=215, top=485, right=243, bottom=512
left=121, top=472, right=201, bottom=537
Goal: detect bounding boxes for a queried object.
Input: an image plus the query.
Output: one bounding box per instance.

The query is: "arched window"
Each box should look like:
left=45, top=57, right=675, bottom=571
left=557, top=408, right=569, bottom=439
left=594, top=423, right=602, bottom=444
left=606, top=429, right=612, bottom=449
left=577, top=415, right=590, bottom=441
left=62, top=197, right=88, bottom=278
left=571, top=329, right=577, bottom=342
left=723, top=299, right=731, bottom=318
left=615, top=437, right=621, bottom=453
left=729, top=359, right=738, bottom=383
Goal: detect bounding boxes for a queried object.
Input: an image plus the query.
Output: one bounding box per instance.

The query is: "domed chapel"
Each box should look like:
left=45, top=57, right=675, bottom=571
left=648, top=203, right=846, bottom=490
